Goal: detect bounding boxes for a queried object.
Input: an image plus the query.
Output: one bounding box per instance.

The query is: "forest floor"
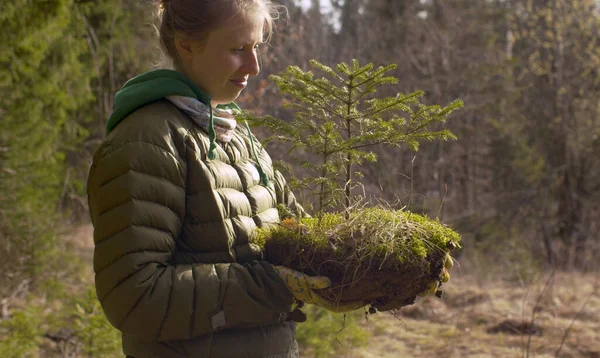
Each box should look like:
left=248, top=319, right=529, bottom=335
left=67, top=224, right=599, bottom=358
left=342, top=271, right=600, bottom=358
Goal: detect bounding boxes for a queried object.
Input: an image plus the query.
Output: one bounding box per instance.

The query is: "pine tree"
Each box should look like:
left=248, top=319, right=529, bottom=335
left=0, top=0, right=155, bottom=293
left=0, top=0, right=92, bottom=288
left=248, top=59, right=462, bottom=215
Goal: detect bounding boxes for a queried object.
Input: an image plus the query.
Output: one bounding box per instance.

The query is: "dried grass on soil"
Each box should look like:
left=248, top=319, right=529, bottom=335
left=350, top=272, right=600, bottom=358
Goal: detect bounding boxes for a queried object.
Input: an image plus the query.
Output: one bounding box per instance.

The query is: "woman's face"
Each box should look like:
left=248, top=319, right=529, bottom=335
left=177, top=13, right=264, bottom=105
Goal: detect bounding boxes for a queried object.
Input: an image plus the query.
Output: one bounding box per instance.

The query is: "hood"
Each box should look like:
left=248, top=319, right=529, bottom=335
left=106, top=69, right=240, bottom=160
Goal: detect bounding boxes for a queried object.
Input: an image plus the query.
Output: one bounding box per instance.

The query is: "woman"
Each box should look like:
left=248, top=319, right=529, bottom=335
left=86, top=0, right=363, bottom=357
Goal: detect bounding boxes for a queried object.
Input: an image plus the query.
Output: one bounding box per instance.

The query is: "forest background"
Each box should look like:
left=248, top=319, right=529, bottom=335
left=1, top=0, right=599, bottom=357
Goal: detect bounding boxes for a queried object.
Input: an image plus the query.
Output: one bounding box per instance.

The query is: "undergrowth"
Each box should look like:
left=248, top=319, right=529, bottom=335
left=0, top=285, right=121, bottom=357
left=296, top=305, right=370, bottom=358
left=0, top=303, right=44, bottom=358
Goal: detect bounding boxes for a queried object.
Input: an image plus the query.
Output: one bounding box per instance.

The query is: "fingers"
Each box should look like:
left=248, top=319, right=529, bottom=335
left=441, top=267, right=450, bottom=283
left=272, top=265, right=331, bottom=291
left=442, top=253, right=452, bottom=282
left=307, top=291, right=365, bottom=313
left=288, top=269, right=331, bottom=291
left=418, top=253, right=454, bottom=297
left=307, top=275, right=331, bottom=289
left=418, top=281, right=439, bottom=297
left=272, top=265, right=362, bottom=312
left=444, top=253, right=453, bottom=269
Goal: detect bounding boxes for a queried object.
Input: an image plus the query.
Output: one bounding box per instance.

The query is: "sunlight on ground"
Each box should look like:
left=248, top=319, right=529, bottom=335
left=341, top=273, right=599, bottom=358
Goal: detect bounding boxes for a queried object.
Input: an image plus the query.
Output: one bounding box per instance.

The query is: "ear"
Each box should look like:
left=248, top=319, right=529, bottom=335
left=174, top=35, right=195, bottom=62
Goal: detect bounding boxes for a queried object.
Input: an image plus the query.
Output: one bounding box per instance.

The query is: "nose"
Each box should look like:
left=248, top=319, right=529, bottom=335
left=244, top=51, right=260, bottom=76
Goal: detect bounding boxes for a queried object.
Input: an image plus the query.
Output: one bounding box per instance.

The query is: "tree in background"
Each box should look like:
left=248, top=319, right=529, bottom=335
left=69, top=0, right=156, bottom=216
left=0, top=0, right=93, bottom=292
left=504, top=0, right=600, bottom=268
left=0, top=2, right=154, bottom=355
left=2, top=0, right=600, bottom=354
left=242, top=0, right=600, bottom=271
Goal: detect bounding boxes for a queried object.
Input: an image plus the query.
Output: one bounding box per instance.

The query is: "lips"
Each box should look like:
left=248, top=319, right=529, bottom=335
left=230, top=79, right=247, bottom=88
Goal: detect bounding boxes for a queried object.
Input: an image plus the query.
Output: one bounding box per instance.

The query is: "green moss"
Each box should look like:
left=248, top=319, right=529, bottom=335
left=255, top=207, right=461, bottom=268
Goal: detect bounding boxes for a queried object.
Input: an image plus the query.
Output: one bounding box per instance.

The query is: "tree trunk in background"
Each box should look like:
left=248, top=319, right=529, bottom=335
left=509, top=0, right=600, bottom=268
left=4, top=0, right=599, bottom=278
left=333, top=0, right=362, bottom=58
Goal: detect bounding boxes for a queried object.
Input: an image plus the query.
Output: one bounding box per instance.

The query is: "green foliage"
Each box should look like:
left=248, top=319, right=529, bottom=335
left=296, top=305, right=369, bottom=358
left=246, top=59, right=462, bottom=214
left=0, top=285, right=121, bottom=358
left=72, top=287, right=121, bottom=357
left=502, top=0, right=600, bottom=266
left=0, top=0, right=92, bottom=290
left=0, top=2, right=153, bottom=354
left=0, top=0, right=154, bottom=293
left=0, top=304, right=44, bottom=358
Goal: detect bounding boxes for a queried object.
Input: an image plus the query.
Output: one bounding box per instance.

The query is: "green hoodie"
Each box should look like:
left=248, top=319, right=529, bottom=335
left=106, top=69, right=240, bottom=160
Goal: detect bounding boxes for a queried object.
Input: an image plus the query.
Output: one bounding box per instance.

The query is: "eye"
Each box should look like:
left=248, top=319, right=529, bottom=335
left=232, top=43, right=264, bottom=53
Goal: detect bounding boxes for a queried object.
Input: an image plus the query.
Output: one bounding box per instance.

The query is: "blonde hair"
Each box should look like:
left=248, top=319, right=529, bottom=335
left=157, top=0, right=285, bottom=68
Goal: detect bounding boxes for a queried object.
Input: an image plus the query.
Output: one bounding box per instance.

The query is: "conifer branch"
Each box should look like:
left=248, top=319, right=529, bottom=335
left=253, top=59, right=463, bottom=215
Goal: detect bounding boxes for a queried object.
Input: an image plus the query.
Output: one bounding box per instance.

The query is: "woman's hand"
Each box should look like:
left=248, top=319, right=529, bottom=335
left=418, top=252, right=454, bottom=297
left=272, top=265, right=366, bottom=313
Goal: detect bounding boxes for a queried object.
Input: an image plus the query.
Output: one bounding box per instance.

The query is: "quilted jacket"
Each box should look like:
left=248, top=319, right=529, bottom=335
left=87, top=71, right=303, bottom=357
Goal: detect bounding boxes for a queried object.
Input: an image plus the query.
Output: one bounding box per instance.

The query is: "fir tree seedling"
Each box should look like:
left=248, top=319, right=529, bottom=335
left=247, top=59, right=463, bottom=216
left=247, top=60, right=463, bottom=312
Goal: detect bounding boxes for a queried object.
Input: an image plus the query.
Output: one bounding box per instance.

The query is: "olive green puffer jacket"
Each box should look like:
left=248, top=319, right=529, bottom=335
left=87, top=99, right=303, bottom=358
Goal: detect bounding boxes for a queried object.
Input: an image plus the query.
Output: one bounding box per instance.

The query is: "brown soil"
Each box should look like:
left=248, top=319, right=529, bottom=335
left=264, top=239, right=449, bottom=311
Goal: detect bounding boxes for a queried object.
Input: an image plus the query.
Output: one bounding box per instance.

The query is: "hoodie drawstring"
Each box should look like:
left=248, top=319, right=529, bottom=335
left=208, top=105, right=217, bottom=160
left=244, top=121, right=270, bottom=187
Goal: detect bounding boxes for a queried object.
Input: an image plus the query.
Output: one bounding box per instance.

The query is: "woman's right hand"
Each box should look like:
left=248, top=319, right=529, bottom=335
left=272, top=265, right=366, bottom=313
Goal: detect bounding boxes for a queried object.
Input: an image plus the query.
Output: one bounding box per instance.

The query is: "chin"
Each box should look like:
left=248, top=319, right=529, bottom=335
left=219, top=96, right=242, bottom=105
left=212, top=92, right=242, bottom=106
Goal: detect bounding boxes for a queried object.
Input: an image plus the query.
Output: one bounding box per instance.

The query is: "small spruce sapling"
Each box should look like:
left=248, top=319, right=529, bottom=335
left=246, top=59, right=463, bottom=216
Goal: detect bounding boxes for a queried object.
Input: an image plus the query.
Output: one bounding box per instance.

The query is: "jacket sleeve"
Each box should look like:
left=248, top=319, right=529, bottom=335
left=87, top=132, right=294, bottom=342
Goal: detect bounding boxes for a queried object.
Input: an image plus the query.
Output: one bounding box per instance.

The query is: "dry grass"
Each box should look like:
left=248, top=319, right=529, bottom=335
left=333, top=272, right=599, bottom=358
left=23, top=224, right=598, bottom=358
